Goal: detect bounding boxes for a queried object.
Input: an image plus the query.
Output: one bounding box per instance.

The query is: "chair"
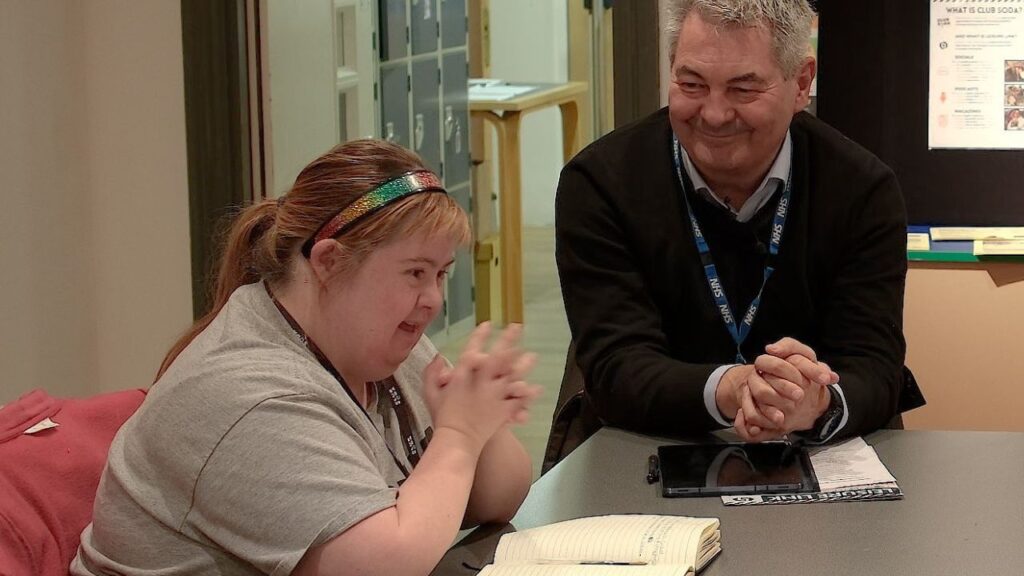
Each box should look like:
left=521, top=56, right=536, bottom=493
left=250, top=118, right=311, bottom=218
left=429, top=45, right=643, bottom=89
left=540, top=341, right=924, bottom=474
left=0, top=388, right=145, bottom=576
left=540, top=340, right=601, bottom=475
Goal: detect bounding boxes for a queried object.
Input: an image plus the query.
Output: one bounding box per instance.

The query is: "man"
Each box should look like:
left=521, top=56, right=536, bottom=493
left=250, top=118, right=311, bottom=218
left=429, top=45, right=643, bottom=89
left=555, top=0, right=918, bottom=446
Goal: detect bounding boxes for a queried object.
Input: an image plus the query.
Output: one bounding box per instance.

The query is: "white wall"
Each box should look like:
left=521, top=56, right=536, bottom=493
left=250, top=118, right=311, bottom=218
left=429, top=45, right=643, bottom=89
left=489, top=0, right=569, bottom=227
left=0, top=0, right=192, bottom=403
left=267, top=0, right=339, bottom=196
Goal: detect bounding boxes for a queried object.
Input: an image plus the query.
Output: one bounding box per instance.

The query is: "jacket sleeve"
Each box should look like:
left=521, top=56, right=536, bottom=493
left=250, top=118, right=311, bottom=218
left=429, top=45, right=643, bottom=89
left=817, top=165, right=907, bottom=438
left=555, top=160, right=726, bottom=436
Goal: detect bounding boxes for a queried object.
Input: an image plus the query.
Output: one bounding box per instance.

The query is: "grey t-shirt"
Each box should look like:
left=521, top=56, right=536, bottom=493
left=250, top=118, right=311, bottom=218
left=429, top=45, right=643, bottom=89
left=72, top=283, right=436, bottom=576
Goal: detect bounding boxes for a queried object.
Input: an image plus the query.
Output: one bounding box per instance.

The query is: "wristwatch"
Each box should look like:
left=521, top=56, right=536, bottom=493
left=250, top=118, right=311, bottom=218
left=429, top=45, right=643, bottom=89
left=807, top=385, right=844, bottom=442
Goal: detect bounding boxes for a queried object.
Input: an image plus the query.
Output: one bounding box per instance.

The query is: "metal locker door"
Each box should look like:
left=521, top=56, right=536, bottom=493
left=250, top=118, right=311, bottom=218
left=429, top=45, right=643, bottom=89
left=410, top=58, right=441, bottom=174
left=441, top=50, right=470, bottom=188
left=379, top=0, right=408, bottom=62
left=440, top=0, right=466, bottom=49
left=409, top=0, right=438, bottom=56
left=447, top=183, right=474, bottom=327
left=379, top=62, right=410, bottom=149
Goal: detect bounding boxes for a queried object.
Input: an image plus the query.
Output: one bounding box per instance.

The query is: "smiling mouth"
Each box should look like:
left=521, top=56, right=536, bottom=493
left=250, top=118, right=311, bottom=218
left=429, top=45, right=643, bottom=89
left=697, top=130, right=741, bottom=140
left=398, top=321, right=420, bottom=334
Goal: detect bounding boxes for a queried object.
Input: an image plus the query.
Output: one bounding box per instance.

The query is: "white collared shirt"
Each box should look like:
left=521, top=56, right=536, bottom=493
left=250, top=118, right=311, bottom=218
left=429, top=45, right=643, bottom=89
left=679, top=132, right=792, bottom=223
left=683, top=132, right=849, bottom=442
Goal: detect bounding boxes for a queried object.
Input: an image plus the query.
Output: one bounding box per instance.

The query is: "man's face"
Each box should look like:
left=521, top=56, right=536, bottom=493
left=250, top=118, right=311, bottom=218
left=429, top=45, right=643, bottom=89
left=668, top=11, right=813, bottom=188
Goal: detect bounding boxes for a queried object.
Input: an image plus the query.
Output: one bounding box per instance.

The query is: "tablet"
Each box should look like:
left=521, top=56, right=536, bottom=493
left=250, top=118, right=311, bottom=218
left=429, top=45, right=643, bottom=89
left=656, top=443, right=818, bottom=497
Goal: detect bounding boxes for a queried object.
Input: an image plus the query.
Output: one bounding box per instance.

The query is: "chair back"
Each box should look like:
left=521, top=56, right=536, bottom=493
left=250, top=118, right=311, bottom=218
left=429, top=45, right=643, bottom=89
left=0, top=389, right=145, bottom=576
left=541, top=341, right=602, bottom=475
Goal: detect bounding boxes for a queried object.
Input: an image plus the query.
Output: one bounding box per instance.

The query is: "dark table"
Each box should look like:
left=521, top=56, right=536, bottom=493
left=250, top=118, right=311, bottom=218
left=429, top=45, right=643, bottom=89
left=434, top=428, right=1024, bottom=575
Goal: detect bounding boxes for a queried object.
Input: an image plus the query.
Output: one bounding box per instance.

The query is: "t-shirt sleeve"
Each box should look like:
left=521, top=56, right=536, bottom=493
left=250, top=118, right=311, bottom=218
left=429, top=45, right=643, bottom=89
left=185, top=394, right=395, bottom=576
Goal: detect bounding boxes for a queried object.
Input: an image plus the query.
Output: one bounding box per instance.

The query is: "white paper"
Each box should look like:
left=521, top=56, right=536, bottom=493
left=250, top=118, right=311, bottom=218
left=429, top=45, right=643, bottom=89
left=806, top=437, right=897, bottom=492
left=930, top=226, right=1024, bottom=240
left=470, top=78, right=506, bottom=87
left=494, top=515, right=719, bottom=569
left=479, top=566, right=691, bottom=576
left=469, top=84, right=538, bottom=102
left=929, top=0, right=1024, bottom=149
left=973, top=239, right=1024, bottom=254
left=24, top=417, right=59, bottom=435
left=907, top=233, right=931, bottom=251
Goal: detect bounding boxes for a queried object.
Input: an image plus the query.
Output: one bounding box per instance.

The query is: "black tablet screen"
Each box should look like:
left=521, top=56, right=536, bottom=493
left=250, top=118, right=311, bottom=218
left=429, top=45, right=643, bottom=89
left=657, top=443, right=818, bottom=497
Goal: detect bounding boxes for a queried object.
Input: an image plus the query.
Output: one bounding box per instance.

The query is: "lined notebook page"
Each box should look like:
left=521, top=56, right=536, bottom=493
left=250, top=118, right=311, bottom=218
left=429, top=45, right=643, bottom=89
left=478, top=565, right=693, bottom=576
left=493, top=515, right=719, bottom=568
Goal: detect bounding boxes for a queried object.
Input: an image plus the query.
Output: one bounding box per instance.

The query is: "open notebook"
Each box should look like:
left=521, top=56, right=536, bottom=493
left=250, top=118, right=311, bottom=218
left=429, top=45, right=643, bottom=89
left=477, top=515, right=721, bottom=576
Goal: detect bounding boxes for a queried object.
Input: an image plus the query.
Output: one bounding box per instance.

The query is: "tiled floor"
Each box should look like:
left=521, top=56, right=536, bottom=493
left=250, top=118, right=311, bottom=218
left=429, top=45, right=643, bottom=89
left=439, top=226, right=570, bottom=479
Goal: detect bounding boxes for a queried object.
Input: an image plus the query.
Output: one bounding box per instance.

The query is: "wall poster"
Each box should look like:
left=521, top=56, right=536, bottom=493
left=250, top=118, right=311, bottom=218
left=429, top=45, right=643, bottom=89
left=929, top=0, right=1024, bottom=148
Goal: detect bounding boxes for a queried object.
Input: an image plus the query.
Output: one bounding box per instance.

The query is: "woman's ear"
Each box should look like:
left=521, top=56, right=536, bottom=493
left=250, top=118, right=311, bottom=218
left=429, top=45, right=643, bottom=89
left=307, top=239, right=344, bottom=285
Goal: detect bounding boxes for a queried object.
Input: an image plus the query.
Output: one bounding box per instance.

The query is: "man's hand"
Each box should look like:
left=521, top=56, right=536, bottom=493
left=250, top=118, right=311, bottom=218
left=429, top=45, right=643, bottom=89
left=716, top=365, right=785, bottom=442
left=754, top=337, right=837, bottom=433
left=764, top=337, right=839, bottom=388
left=717, top=337, right=839, bottom=441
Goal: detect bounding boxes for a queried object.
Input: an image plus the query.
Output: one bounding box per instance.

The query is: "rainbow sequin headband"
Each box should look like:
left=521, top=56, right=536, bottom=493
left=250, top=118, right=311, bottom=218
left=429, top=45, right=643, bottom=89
left=301, top=170, right=446, bottom=257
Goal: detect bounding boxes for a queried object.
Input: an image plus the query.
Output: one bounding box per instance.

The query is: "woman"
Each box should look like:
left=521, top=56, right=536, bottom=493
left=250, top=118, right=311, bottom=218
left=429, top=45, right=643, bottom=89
left=72, top=140, right=540, bottom=576
left=1006, top=108, right=1024, bottom=130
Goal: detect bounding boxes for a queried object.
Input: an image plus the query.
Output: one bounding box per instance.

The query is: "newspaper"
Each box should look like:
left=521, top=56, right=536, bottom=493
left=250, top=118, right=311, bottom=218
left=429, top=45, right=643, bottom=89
left=721, top=437, right=901, bottom=506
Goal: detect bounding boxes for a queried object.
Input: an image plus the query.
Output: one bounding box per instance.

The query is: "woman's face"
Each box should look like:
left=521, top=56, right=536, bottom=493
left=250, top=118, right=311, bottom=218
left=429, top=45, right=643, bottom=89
left=321, top=230, right=457, bottom=384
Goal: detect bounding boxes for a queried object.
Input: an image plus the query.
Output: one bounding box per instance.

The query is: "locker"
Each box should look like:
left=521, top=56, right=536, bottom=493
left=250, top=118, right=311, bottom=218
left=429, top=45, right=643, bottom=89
left=440, top=0, right=467, bottom=49
left=379, top=0, right=408, bottom=61
left=442, top=50, right=470, bottom=188
left=410, top=0, right=439, bottom=56
left=447, top=183, right=474, bottom=327
left=411, top=58, right=442, bottom=174
left=379, top=62, right=410, bottom=148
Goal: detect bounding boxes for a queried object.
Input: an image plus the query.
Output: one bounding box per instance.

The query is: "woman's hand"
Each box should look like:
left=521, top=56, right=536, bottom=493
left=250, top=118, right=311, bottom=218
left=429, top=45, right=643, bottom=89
left=423, top=322, right=541, bottom=453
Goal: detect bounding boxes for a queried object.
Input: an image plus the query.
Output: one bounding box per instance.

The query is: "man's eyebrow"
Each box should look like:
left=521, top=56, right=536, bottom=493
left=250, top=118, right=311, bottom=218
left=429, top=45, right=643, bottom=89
left=675, top=65, right=705, bottom=79
left=728, top=72, right=766, bottom=84
left=674, top=67, right=765, bottom=84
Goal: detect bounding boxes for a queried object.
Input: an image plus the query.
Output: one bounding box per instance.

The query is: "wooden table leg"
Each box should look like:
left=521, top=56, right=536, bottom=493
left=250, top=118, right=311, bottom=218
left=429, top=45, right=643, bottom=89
left=476, top=110, right=526, bottom=326
left=559, top=98, right=580, bottom=162
left=495, top=111, right=524, bottom=324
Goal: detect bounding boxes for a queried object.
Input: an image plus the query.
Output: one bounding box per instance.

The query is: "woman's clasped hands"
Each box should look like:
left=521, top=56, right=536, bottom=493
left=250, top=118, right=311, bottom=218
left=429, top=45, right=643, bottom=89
left=423, top=322, right=542, bottom=453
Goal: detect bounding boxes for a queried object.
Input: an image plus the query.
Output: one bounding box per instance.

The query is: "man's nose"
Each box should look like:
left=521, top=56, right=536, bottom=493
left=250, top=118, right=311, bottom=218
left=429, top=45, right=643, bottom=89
left=700, top=89, right=736, bottom=127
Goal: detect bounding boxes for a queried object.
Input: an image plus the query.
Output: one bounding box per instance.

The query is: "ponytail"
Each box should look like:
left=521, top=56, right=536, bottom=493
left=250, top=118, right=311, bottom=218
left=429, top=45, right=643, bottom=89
left=155, top=198, right=280, bottom=380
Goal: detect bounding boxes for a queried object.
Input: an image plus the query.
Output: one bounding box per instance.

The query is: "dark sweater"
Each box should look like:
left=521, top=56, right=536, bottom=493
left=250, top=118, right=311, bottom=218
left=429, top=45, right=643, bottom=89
left=555, top=109, right=907, bottom=438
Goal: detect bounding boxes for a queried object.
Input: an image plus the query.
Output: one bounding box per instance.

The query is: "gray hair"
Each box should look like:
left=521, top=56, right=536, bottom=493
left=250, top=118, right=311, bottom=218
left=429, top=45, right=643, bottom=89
left=665, top=0, right=815, bottom=78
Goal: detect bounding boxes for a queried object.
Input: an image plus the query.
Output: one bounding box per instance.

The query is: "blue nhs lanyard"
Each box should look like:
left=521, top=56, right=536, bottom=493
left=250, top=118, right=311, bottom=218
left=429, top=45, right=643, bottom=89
left=671, top=135, right=793, bottom=363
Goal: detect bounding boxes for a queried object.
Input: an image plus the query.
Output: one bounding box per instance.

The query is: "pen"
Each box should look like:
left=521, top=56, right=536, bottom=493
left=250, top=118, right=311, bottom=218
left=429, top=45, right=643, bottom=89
left=537, top=560, right=648, bottom=566
left=646, top=454, right=660, bottom=484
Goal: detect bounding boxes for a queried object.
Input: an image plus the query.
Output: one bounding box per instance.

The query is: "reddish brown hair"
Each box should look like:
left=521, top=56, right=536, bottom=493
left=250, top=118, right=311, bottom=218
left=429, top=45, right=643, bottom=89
left=156, top=139, right=470, bottom=379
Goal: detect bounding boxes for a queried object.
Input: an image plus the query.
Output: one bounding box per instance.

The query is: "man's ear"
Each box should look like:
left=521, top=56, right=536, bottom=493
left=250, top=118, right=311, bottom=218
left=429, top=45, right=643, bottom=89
left=307, top=239, right=344, bottom=285
left=793, top=56, right=817, bottom=111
